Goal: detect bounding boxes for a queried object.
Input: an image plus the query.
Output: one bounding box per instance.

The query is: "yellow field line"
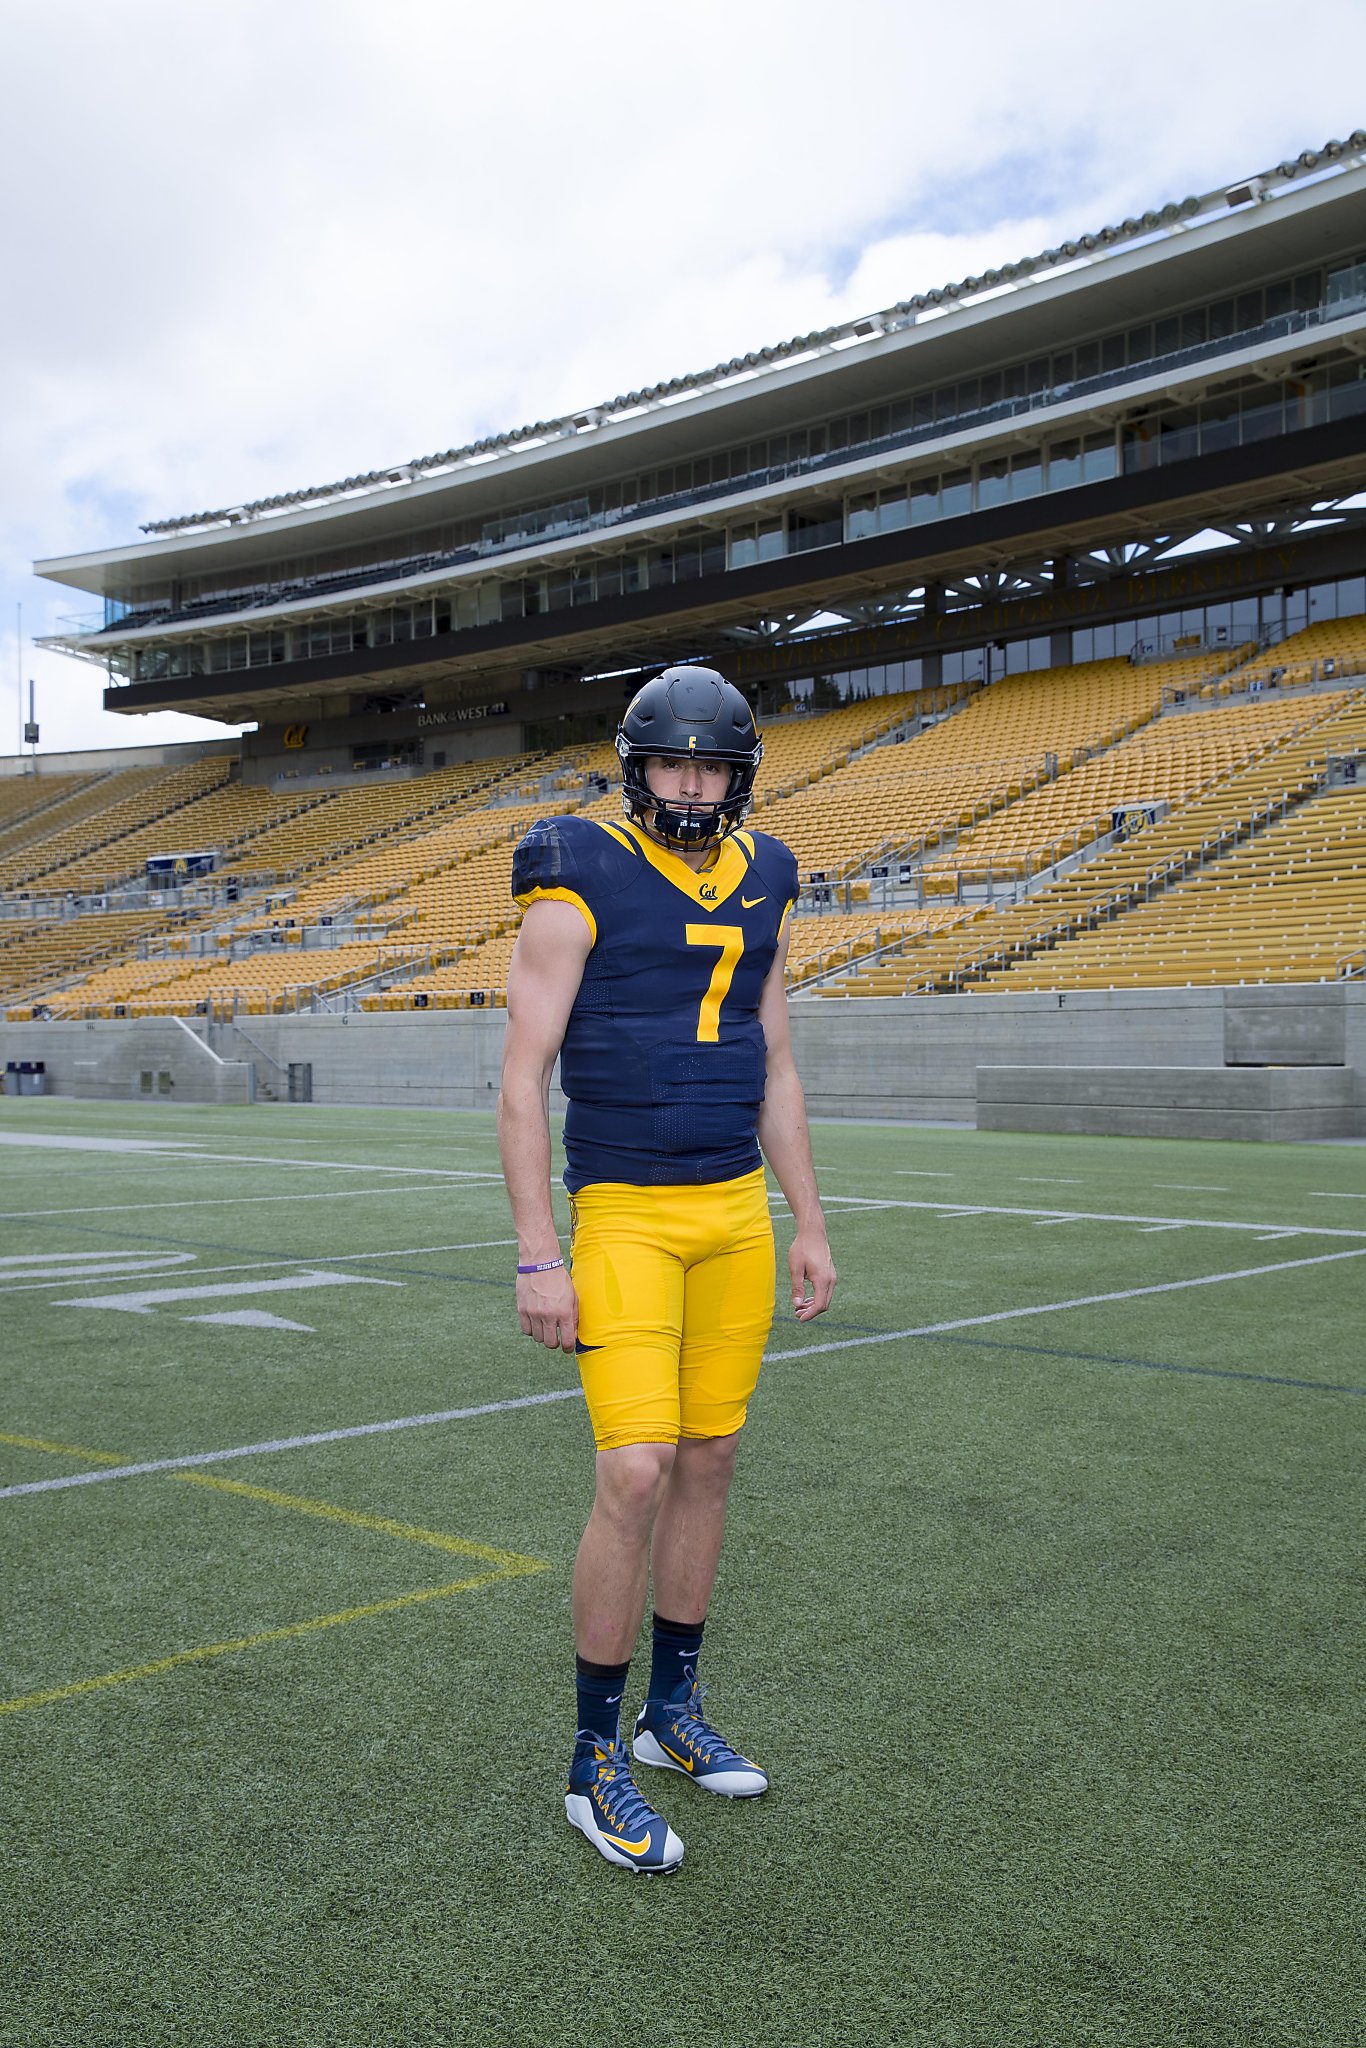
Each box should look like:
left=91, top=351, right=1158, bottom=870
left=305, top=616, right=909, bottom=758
left=1, top=1429, right=551, bottom=1717
left=0, top=1566, right=545, bottom=1718
left=174, top=1471, right=543, bottom=1570
left=0, top=1430, right=130, bottom=1465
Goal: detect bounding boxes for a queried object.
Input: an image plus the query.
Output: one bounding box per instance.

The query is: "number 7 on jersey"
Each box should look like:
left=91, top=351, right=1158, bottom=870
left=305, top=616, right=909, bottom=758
left=684, top=924, right=745, bottom=1043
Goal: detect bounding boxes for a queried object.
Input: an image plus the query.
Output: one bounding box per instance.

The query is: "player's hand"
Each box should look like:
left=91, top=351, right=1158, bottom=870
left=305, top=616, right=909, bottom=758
left=788, top=1229, right=837, bottom=1322
left=516, top=1265, right=578, bottom=1352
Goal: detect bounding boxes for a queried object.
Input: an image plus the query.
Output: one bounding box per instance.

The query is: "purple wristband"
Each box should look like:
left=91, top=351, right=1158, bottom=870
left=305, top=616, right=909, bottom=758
left=517, top=1257, right=564, bottom=1274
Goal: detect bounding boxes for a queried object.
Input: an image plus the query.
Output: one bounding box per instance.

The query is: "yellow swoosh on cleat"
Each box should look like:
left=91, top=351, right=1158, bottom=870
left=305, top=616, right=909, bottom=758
left=604, top=1830, right=653, bottom=1855
left=660, top=1742, right=695, bottom=1772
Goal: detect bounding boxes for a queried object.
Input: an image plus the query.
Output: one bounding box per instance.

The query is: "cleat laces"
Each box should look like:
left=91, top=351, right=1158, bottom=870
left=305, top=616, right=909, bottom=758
left=661, top=1681, right=746, bottom=1765
left=589, top=1740, right=662, bottom=1837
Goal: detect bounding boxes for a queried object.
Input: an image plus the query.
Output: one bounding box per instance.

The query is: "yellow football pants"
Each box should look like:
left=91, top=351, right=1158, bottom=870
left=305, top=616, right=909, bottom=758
left=568, top=1167, right=776, bottom=1451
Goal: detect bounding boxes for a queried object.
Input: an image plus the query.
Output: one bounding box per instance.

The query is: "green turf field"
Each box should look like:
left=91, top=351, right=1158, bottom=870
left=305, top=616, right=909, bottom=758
left=1, top=1098, right=1361, bottom=2048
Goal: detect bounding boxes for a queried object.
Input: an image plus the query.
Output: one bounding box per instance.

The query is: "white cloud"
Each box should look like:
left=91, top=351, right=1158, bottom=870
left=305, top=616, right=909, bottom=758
left=2, top=0, right=1362, bottom=753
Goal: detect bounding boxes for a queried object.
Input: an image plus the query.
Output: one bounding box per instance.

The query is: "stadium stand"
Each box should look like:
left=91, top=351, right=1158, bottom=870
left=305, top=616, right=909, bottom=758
left=0, top=767, right=173, bottom=888
left=209, top=758, right=516, bottom=886
left=0, top=908, right=206, bottom=1013
left=0, top=770, right=112, bottom=842
left=5, top=622, right=1365, bottom=1021
left=976, top=698, right=1366, bottom=990
left=918, top=685, right=1310, bottom=891
left=0, top=759, right=237, bottom=892
left=28, top=773, right=321, bottom=894
left=754, top=649, right=1243, bottom=883
left=814, top=685, right=1366, bottom=995
left=1207, top=614, right=1366, bottom=696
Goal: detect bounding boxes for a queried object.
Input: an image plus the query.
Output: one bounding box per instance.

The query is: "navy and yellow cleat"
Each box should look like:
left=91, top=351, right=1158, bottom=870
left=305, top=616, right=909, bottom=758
left=565, top=1734, right=684, bottom=1874
left=633, top=1682, right=769, bottom=1798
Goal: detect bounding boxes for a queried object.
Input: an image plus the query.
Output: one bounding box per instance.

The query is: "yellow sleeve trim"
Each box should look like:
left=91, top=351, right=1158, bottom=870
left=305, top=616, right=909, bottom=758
left=779, top=897, right=796, bottom=935
left=513, top=886, right=597, bottom=946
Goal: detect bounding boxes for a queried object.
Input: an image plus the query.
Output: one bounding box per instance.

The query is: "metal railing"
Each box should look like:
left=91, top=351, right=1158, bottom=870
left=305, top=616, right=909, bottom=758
left=928, top=782, right=1324, bottom=993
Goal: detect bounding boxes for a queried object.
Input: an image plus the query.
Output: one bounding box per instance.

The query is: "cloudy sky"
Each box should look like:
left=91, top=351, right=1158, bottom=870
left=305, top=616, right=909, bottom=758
left=3, top=0, right=1363, bottom=756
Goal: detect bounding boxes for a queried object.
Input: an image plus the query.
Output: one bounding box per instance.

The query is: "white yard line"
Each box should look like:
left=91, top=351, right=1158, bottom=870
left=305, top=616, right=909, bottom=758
left=0, top=1134, right=196, bottom=1153
left=821, top=1195, right=1366, bottom=1240
left=0, top=1388, right=585, bottom=1500
left=0, top=1251, right=192, bottom=1269
left=1153, top=1183, right=1229, bottom=1193
left=8, top=1245, right=1363, bottom=1503
left=0, top=1183, right=479, bottom=1221
left=765, top=1247, right=1366, bottom=1363
left=0, top=1239, right=522, bottom=1296
left=169, top=1150, right=505, bottom=1180
left=1308, top=1191, right=1366, bottom=1200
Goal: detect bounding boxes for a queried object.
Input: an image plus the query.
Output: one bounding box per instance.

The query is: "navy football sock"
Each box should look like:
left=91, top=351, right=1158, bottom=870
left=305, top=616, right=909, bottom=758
left=574, top=1655, right=631, bottom=1749
left=647, top=1612, right=705, bottom=1703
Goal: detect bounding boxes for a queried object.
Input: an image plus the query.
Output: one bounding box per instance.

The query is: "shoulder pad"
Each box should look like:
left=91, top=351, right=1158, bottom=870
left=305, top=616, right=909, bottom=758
left=512, top=816, right=582, bottom=899
left=743, top=828, right=800, bottom=903
left=511, top=814, right=638, bottom=907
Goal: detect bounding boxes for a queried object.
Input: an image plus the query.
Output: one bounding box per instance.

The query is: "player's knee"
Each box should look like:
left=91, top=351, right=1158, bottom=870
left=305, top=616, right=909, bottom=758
left=595, top=1441, right=676, bottom=1531
left=676, top=1429, right=740, bottom=1489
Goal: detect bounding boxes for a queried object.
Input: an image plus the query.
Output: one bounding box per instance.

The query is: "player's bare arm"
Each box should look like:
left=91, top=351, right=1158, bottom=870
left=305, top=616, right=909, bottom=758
left=756, top=925, right=837, bottom=1322
left=497, top=898, right=592, bottom=1353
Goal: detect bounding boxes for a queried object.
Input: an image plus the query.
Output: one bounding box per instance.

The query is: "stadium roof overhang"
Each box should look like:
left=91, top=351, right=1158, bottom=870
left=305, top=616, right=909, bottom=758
left=38, top=149, right=1366, bottom=601
left=98, top=408, right=1366, bottom=721
left=47, top=300, right=1366, bottom=673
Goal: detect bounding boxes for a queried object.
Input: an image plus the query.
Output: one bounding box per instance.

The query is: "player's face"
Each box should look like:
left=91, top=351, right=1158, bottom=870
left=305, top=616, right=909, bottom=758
left=643, top=755, right=731, bottom=808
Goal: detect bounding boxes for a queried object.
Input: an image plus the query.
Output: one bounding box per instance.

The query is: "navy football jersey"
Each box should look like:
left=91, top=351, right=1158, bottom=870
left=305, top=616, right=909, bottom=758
left=511, top=815, right=799, bottom=1191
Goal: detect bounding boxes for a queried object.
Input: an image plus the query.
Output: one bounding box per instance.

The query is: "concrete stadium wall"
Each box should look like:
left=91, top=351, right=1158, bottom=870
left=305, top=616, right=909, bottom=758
left=1, top=1016, right=253, bottom=1104
left=0, top=737, right=239, bottom=779
left=975, top=1064, right=1356, bottom=1141
left=2, top=985, right=1362, bottom=1135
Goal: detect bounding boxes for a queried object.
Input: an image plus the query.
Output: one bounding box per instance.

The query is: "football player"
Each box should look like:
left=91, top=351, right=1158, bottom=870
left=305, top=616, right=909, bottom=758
left=498, top=665, right=836, bottom=1873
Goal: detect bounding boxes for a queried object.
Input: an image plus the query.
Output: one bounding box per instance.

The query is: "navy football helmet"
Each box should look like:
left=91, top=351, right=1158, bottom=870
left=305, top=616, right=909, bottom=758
left=616, top=667, right=762, bottom=850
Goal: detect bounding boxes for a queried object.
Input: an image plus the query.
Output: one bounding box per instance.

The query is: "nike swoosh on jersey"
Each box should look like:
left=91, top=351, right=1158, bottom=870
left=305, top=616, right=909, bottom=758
left=741, top=894, right=767, bottom=908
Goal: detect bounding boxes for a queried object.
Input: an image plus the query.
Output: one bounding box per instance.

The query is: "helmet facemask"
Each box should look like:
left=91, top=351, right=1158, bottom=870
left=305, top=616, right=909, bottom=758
left=617, top=745, right=753, bottom=851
